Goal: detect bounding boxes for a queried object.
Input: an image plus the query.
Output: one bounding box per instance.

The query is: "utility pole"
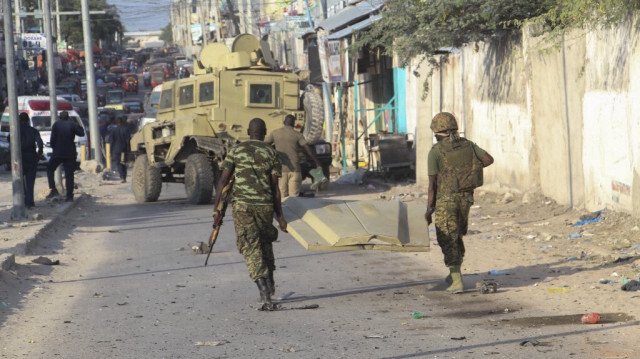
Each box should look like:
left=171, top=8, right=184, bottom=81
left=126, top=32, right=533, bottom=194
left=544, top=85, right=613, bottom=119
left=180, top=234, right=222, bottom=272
left=81, top=0, right=102, bottom=164
left=43, top=0, right=63, bottom=188
left=226, top=0, right=240, bottom=36
left=4, top=0, right=27, bottom=220
left=213, top=0, right=222, bottom=41
left=55, top=0, right=61, bottom=44
left=200, top=1, right=208, bottom=47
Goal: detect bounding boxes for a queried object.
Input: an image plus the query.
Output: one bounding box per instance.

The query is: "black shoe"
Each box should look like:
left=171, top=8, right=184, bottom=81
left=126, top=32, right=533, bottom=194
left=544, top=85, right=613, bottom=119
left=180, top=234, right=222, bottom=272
left=45, top=189, right=60, bottom=199
left=255, top=278, right=274, bottom=311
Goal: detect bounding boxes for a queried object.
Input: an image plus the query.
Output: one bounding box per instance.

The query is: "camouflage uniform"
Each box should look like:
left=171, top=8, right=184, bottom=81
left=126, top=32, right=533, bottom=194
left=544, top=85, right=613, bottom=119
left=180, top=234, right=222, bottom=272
left=428, top=135, right=486, bottom=267
left=221, top=140, right=282, bottom=281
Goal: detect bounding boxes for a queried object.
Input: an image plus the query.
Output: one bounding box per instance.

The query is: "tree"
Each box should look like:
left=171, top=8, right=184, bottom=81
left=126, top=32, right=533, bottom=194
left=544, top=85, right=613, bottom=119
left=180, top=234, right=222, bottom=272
left=58, top=0, right=124, bottom=48
left=160, top=23, right=173, bottom=44
left=356, top=0, right=640, bottom=91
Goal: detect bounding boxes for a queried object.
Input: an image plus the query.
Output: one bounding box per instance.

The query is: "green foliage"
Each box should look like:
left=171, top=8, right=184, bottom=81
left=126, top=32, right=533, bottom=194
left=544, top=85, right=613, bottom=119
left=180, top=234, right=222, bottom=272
left=357, top=0, right=640, bottom=73
left=58, top=0, right=123, bottom=47
left=160, top=23, right=173, bottom=44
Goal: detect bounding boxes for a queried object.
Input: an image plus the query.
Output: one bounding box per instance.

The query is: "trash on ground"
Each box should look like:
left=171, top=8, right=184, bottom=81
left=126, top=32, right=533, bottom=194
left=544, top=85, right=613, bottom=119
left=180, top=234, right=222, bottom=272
left=116, top=302, right=128, bottom=306
left=567, top=232, right=581, bottom=239
left=411, top=311, right=424, bottom=319
left=450, top=336, right=466, bottom=340
left=487, top=270, right=510, bottom=275
left=599, top=279, right=618, bottom=284
left=108, top=230, right=120, bottom=233
left=31, top=256, right=60, bottom=265
left=279, top=346, right=296, bottom=353
left=194, top=340, right=228, bottom=347
left=547, top=287, right=570, bottom=293
left=520, top=339, right=540, bottom=346
left=364, top=334, right=386, bottom=339
left=93, top=293, right=104, bottom=297
left=578, top=210, right=603, bottom=221
left=613, top=256, right=636, bottom=263
left=566, top=256, right=578, bottom=261
left=621, top=280, right=640, bottom=292
left=581, top=312, right=601, bottom=324
left=477, top=280, right=499, bottom=294
left=333, top=169, right=366, bottom=185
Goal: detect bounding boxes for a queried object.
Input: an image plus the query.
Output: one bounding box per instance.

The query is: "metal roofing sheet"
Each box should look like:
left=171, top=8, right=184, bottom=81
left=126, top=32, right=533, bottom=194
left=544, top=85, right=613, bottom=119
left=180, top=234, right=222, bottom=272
left=316, top=0, right=385, bottom=32
left=326, top=14, right=382, bottom=40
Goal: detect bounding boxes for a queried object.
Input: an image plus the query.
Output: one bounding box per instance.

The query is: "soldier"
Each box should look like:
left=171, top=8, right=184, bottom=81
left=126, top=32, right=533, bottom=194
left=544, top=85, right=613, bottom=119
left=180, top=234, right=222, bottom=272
left=213, top=118, right=287, bottom=310
left=425, top=112, right=494, bottom=293
left=264, top=114, right=321, bottom=198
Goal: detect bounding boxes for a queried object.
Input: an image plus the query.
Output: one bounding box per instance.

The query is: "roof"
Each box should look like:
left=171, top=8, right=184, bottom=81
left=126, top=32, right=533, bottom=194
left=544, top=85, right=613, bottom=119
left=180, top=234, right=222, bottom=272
left=316, top=0, right=385, bottom=32
left=327, top=14, right=382, bottom=40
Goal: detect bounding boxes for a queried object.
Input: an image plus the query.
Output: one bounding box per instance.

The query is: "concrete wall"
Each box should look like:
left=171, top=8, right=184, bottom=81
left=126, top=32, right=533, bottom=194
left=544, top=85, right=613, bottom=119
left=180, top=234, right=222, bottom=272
left=412, top=16, right=640, bottom=217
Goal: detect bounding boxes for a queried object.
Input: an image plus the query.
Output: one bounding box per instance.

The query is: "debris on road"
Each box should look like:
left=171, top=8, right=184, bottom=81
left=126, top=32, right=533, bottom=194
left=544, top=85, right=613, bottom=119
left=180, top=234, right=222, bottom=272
left=411, top=311, right=424, bottom=319
left=581, top=312, right=601, bottom=324
left=477, top=280, right=499, bottom=294
left=194, top=340, right=228, bottom=347
left=520, top=339, right=540, bottom=346
left=364, top=334, right=386, bottom=339
left=621, top=280, right=640, bottom=292
left=451, top=337, right=466, bottom=341
left=31, top=256, right=60, bottom=265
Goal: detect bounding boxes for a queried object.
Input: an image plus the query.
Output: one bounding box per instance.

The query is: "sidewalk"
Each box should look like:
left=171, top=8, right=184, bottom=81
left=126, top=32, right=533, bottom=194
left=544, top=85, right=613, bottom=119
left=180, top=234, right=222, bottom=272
left=0, top=168, right=91, bottom=271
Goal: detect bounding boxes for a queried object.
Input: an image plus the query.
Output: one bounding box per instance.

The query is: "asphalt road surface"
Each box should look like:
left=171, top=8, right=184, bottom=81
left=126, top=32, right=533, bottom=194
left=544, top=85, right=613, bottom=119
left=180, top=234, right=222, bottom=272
left=1, top=183, right=634, bottom=358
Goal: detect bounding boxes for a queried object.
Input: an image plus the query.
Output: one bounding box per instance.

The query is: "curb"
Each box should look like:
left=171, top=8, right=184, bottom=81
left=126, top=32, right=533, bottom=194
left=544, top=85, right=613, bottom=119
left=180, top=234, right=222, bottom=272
left=0, top=194, right=86, bottom=272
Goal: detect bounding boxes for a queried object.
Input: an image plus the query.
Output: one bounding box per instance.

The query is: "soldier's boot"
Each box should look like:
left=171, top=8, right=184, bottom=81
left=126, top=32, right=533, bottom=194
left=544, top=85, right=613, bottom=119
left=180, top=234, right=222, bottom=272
left=255, top=277, right=274, bottom=311
left=445, top=270, right=453, bottom=285
left=446, top=266, right=464, bottom=294
left=267, top=271, right=275, bottom=296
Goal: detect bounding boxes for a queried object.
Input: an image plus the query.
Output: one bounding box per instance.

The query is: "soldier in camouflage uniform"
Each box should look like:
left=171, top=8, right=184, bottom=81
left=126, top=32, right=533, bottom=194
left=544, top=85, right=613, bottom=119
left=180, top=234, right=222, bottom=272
left=425, top=112, right=494, bottom=294
left=213, top=118, right=287, bottom=310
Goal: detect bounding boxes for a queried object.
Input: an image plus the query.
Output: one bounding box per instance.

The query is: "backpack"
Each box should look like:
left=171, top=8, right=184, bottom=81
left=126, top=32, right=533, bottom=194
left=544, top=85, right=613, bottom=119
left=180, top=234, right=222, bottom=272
left=435, top=137, right=483, bottom=193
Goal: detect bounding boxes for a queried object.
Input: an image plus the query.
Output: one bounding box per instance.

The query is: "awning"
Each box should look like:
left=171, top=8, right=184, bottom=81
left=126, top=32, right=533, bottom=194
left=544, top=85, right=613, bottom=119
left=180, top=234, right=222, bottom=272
left=283, top=197, right=430, bottom=252
left=327, top=14, right=382, bottom=40
left=316, top=0, right=385, bottom=32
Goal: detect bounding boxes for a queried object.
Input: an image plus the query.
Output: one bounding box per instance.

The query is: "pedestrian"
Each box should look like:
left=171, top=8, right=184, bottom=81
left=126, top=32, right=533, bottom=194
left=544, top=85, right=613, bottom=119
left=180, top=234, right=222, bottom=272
left=213, top=118, right=287, bottom=311
left=46, top=111, right=85, bottom=202
left=425, top=112, right=494, bottom=294
left=264, top=114, right=321, bottom=198
left=109, top=116, right=131, bottom=183
left=8, top=113, right=43, bottom=208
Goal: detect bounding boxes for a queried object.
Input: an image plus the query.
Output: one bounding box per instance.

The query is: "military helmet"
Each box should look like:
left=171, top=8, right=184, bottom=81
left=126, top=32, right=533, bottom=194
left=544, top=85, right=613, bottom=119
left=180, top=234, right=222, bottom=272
left=430, top=112, right=458, bottom=133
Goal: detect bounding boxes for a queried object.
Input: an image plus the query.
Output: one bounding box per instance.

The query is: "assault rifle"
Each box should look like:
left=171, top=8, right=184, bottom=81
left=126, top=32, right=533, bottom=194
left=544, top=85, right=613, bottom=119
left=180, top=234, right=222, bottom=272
left=204, top=179, right=234, bottom=266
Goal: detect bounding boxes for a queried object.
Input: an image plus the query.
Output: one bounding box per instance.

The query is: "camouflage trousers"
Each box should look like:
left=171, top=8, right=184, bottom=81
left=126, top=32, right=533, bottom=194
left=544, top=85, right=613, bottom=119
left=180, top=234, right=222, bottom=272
left=232, top=202, right=279, bottom=282
left=434, top=192, right=473, bottom=267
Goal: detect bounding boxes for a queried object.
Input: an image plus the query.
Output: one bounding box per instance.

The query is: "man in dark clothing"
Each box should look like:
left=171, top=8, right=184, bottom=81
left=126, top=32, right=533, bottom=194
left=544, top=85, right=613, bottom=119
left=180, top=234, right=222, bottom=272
left=9, top=113, right=44, bottom=208
left=46, top=111, right=85, bottom=201
left=109, top=116, right=131, bottom=182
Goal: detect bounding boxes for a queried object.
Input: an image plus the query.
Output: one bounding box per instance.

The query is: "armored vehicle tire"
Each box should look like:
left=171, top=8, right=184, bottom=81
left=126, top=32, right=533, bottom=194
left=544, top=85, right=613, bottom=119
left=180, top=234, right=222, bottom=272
left=184, top=153, right=216, bottom=205
left=132, top=155, right=162, bottom=203
left=303, top=85, right=324, bottom=143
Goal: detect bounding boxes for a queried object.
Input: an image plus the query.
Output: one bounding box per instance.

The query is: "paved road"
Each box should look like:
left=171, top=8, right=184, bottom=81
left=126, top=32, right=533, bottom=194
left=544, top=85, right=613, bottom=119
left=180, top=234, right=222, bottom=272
left=1, top=182, right=636, bottom=358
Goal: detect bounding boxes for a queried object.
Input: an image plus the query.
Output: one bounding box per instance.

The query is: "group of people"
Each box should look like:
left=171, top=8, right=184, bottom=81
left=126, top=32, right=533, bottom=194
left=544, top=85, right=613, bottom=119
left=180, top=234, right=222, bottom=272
left=214, top=112, right=493, bottom=311
left=12, top=110, right=131, bottom=208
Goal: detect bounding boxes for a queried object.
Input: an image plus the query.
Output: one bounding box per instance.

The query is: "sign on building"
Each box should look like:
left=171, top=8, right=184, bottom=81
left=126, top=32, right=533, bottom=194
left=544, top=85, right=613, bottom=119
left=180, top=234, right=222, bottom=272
left=21, top=33, right=47, bottom=49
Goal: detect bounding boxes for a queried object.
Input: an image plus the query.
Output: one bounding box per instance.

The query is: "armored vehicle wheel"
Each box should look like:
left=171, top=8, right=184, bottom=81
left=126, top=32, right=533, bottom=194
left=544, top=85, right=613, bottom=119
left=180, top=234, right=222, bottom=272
left=132, top=155, right=162, bottom=203
left=184, top=153, right=216, bottom=205
left=302, top=85, right=324, bottom=143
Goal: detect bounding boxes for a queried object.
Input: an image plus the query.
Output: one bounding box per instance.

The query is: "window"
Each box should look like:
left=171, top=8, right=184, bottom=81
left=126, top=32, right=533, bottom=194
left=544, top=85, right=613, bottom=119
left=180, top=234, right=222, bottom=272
left=249, top=84, right=273, bottom=104
left=179, top=84, right=194, bottom=106
left=32, top=116, right=52, bottom=131
left=199, top=82, right=214, bottom=103
left=159, top=89, right=173, bottom=110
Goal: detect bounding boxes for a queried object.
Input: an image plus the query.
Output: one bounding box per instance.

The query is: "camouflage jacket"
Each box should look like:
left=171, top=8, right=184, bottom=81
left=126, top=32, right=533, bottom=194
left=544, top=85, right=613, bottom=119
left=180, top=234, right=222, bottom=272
left=221, top=140, right=282, bottom=205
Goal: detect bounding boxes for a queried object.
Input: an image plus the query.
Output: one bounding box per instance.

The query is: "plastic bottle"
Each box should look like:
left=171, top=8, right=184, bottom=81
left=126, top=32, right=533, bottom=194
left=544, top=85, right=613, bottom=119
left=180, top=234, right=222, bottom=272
left=411, top=311, right=424, bottom=319
left=487, top=270, right=510, bottom=275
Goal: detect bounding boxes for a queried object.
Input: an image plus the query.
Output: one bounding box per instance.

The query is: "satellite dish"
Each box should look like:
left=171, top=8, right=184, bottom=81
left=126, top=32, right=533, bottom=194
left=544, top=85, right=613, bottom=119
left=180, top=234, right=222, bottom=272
left=231, top=34, right=261, bottom=53
left=199, top=43, right=230, bottom=70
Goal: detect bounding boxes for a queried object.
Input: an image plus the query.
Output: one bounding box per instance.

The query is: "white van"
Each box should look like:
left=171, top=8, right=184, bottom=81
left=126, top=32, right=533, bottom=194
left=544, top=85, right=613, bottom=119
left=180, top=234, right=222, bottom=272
left=0, top=96, right=88, bottom=165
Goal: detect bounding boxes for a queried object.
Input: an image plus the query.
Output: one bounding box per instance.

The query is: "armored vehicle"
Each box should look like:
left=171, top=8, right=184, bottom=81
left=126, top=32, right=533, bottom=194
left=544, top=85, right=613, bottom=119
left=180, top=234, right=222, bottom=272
left=129, top=34, right=325, bottom=204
